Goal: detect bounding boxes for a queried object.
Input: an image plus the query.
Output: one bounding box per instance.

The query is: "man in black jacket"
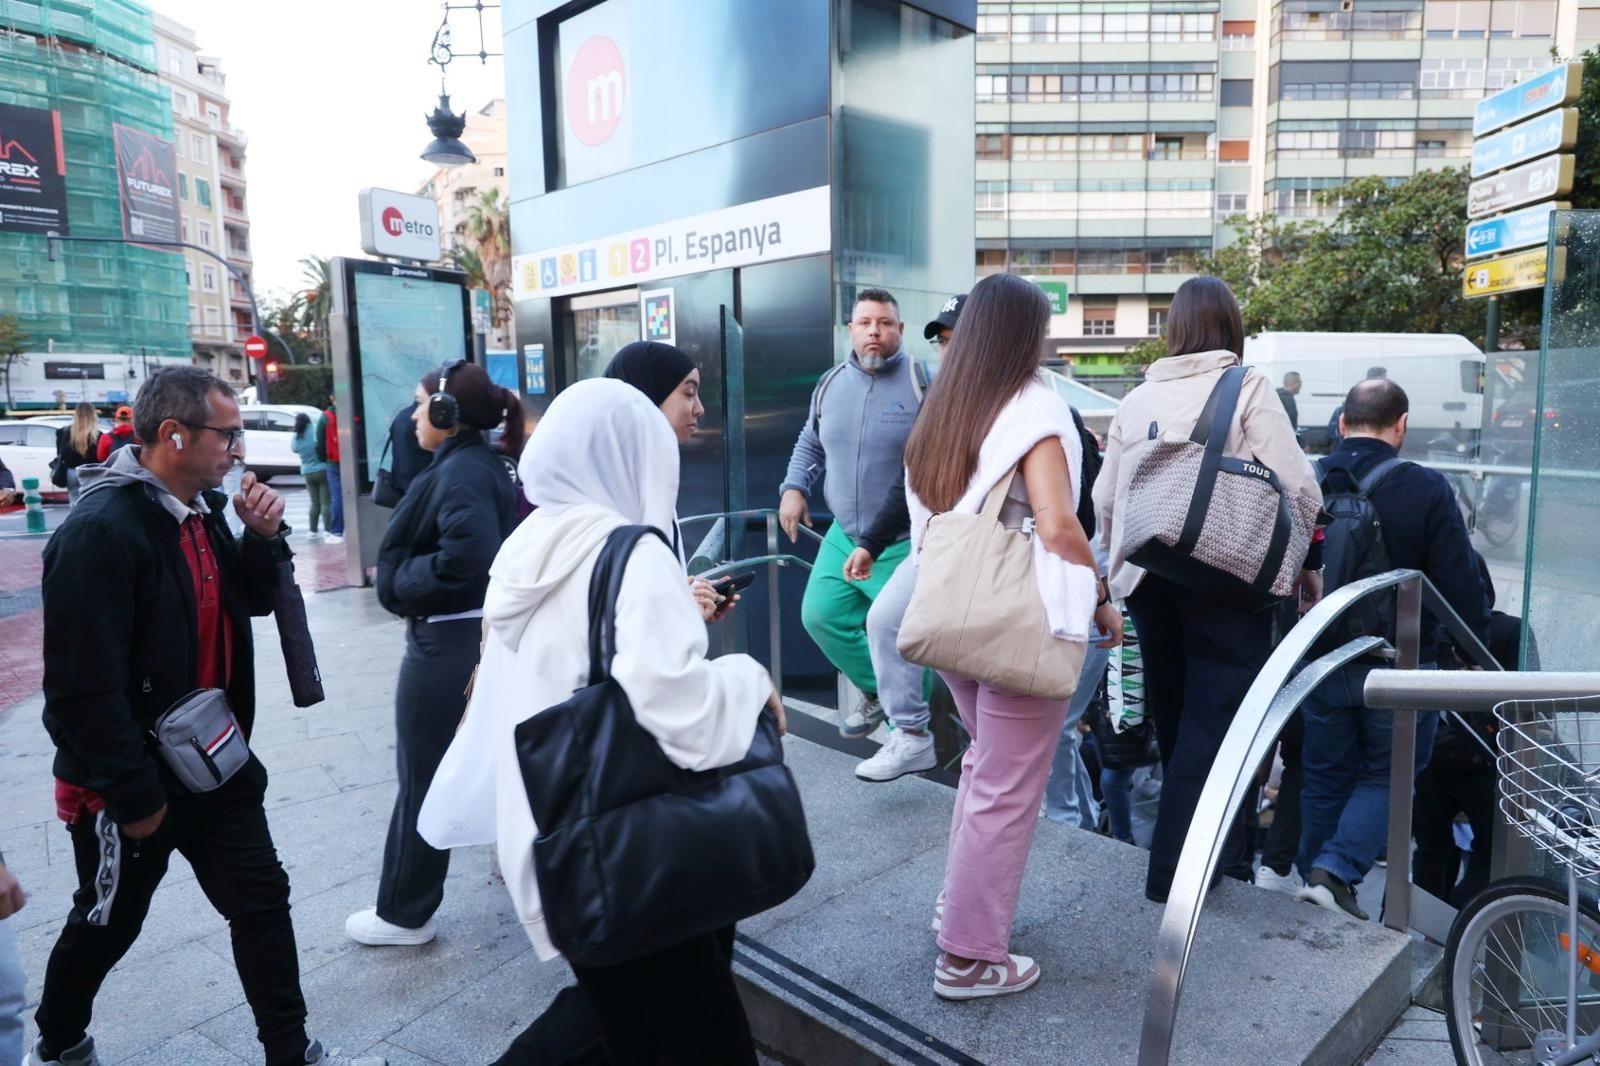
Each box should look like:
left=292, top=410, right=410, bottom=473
left=1295, top=378, right=1491, bottom=921
left=28, top=367, right=382, bottom=1066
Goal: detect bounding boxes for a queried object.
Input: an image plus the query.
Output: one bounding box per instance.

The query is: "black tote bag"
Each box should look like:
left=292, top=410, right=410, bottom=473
left=514, top=525, right=815, bottom=968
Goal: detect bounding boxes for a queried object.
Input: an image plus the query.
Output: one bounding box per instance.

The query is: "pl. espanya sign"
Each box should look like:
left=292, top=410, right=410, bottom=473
left=512, top=186, right=831, bottom=301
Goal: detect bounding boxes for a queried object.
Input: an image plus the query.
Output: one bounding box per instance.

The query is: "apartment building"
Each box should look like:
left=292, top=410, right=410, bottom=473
left=975, top=0, right=1600, bottom=378
left=419, top=99, right=510, bottom=348
left=154, top=13, right=253, bottom=386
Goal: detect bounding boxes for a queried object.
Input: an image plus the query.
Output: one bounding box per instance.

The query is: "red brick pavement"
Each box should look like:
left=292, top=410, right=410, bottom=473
left=0, top=536, right=352, bottom=712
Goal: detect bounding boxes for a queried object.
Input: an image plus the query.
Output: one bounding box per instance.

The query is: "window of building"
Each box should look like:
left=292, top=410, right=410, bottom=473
left=206, top=105, right=221, bottom=129
left=178, top=173, right=189, bottom=200
left=1280, top=60, right=1417, bottom=100
left=169, top=48, right=184, bottom=76
left=188, top=302, right=198, bottom=327
left=1149, top=306, right=1169, bottom=336
left=1220, top=79, right=1253, bottom=106
left=185, top=260, right=194, bottom=289
left=192, top=133, right=206, bottom=160
left=1417, top=139, right=1449, bottom=156
left=976, top=66, right=1216, bottom=104
left=976, top=249, right=1006, bottom=276
left=1271, top=177, right=1346, bottom=216
left=172, top=89, right=189, bottom=116
left=1216, top=192, right=1249, bottom=219
left=1222, top=18, right=1256, bottom=48
left=204, top=306, right=223, bottom=337
left=201, top=265, right=217, bottom=293
left=1150, top=137, right=1184, bottom=161
left=1083, top=307, right=1117, bottom=336
left=493, top=166, right=505, bottom=176
left=1487, top=55, right=1549, bottom=90
left=198, top=221, right=213, bottom=249
left=1427, top=0, right=1492, bottom=36
left=1580, top=7, right=1600, bottom=40
left=195, top=179, right=211, bottom=208
left=1219, top=139, right=1250, bottom=163
left=181, top=218, right=190, bottom=242
left=977, top=132, right=1008, bottom=159
left=976, top=182, right=1007, bottom=219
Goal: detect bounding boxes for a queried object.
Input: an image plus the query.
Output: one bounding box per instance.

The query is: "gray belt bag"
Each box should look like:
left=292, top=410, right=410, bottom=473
left=151, top=688, right=249, bottom=793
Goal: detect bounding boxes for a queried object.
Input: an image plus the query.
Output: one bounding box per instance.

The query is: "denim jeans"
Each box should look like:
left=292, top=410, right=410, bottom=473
left=1100, top=765, right=1136, bottom=843
left=0, top=916, right=23, bottom=1066
left=326, top=463, right=345, bottom=535
left=1298, top=663, right=1439, bottom=886
left=864, top=557, right=930, bottom=731
left=1043, top=635, right=1112, bottom=829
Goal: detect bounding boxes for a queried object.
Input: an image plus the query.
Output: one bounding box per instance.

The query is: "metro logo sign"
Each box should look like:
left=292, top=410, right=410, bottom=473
left=565, top=35, right=625, bottom=146
left=359, top=188, right=442, bottom=262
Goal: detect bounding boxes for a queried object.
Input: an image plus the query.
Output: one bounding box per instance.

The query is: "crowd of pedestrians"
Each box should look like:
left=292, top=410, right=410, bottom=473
left=0, top=270, right=1511, bottom=1064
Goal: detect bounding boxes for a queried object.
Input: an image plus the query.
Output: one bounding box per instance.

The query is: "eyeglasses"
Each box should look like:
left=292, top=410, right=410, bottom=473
left=182, top=422, right=246, bottom=450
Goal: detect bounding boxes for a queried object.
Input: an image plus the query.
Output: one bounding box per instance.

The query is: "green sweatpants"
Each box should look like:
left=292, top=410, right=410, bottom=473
left=800, top=522, right=911, bottom=695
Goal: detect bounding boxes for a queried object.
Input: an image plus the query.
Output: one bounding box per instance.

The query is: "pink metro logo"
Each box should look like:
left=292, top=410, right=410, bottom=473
left=565, top=35, right=625, bottom=146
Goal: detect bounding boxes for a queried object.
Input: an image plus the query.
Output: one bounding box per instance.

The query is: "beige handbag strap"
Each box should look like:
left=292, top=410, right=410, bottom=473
left=979, top=465, right=1022, bottom=519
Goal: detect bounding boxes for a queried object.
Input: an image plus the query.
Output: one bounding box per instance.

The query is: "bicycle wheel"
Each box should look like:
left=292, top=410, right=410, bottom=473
left=1445, top=877, right=1600, bottom=1065
left=1477, top=478, right=1521, bottom=549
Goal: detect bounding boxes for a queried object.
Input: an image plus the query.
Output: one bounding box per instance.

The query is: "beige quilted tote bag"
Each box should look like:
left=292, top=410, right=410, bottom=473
left=898, top=469, right=1087, bottom=700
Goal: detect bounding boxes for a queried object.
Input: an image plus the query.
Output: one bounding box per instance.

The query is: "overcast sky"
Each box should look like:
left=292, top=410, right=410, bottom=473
left=150, top=0, right=508, bottom=303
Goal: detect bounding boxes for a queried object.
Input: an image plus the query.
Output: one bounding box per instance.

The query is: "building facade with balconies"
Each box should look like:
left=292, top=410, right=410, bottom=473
left=154, top=13, right=252, bottom=386
left=975, top=0, right=1600, bottom=381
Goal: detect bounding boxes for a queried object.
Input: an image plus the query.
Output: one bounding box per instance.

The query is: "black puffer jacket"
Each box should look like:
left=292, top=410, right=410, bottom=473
left=41, top=454, right=290, bottom=823
left=375, top=428, right=517, bottom=619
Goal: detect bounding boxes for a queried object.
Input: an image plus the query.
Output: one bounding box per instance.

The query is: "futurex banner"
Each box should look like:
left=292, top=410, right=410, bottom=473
left=0, top=103, right=69, bottom=235
left=113, top=124, right=181, bottom=249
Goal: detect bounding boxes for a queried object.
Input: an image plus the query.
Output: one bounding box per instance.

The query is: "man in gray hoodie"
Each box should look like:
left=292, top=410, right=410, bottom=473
left=780, top=288, right=926, bottom=738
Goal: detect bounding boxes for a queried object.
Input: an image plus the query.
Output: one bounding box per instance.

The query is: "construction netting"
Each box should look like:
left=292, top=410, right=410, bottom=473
left=0, top=0, right=189, bottom=360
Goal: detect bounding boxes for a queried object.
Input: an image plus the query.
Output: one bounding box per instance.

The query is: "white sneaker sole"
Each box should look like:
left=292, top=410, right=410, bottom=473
left=855, top=750, right=937, bottom=782
left=345, top=918, right=437, bottom=947
left=934, top=964, right=1041, bottom=1000
left=1296, top=883, right=1365, bottom=920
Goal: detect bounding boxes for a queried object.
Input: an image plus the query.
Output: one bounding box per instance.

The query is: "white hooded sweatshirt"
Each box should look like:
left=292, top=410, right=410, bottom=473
left=417, top=379, right=772, bottom=960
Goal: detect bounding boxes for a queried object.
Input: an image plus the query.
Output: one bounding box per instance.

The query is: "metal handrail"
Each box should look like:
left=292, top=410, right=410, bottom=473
left=1365, top=670, right=1600, bottom=712
left=1138, top=567, right=1502, bottom=1066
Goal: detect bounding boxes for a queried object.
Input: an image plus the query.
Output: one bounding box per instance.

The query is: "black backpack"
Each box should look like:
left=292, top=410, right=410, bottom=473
left=1072, top=407, right=1101, bottom=539
left=1309, top=455, right=1407, bottom=657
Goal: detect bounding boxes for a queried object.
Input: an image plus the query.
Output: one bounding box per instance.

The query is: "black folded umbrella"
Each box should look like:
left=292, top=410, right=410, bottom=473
left=273, top=559, right=324, bottom=708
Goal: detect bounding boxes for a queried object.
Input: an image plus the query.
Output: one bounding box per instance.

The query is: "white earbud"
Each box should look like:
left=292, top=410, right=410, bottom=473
left=173, top=435, right=184, bottom=450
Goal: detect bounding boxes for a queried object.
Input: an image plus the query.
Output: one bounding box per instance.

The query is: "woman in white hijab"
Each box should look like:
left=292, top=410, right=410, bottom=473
left=418, top=379, right=781, bottom=1065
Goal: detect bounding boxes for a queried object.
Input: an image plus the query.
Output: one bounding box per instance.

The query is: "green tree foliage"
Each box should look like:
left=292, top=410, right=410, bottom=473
left=1569, top=47, right=1600, bottom=211
left=1184, top=168, right=1541, bottom=350
left=269, top=365, right=334, bottom=408
left=0, top=313, right=28, bottom=412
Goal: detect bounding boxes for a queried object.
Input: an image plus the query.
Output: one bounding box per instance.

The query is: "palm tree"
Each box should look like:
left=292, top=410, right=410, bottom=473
left=297, top=255, right=332, bottom=357
left=445, top=244, right=489, bottom=291
left=463, top=189, right=512, bottom=345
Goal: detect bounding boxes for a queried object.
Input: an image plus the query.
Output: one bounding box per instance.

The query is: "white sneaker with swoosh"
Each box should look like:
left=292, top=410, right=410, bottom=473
left=934, top=952, right=1041, bottom=1000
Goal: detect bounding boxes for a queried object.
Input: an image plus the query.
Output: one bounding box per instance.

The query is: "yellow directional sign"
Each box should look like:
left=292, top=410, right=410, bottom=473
left=1462, top=247, right=1556, bottom=298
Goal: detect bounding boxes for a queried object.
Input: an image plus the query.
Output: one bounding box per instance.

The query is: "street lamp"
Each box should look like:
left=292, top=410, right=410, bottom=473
left=421, top=93, right=476, bottom=167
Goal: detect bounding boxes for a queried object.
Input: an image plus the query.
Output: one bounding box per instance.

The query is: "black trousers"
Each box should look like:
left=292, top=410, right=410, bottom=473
left=35, top=758, right=310, bottom=1066
left=492, top=927, right=757, bottom=1066
left=1126, top=574, right=1277, bottom=902
left=1413, top=757, right=1497, bottom=907
left=377, top=616, right=481, bottom=929
left=1259, top=709, right=1305, bottom=877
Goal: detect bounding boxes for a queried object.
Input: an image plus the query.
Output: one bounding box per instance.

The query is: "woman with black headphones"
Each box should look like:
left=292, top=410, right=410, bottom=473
left=348, top=359, right=525, bottom=948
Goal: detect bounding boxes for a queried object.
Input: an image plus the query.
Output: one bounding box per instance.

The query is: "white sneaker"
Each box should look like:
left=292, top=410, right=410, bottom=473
left=855, top=730, right=936, bottom=782
left=25, top=1035, right=101, bottom=1065
left=934, top=952, right=1041, bottom=1000
left=306, top=531, right=323, bottom=542
left=324, top=533, right=344, bottom=545
left=1254, top=865, right=1301, bottom=895
left=344, top=907, right=436, bottom=946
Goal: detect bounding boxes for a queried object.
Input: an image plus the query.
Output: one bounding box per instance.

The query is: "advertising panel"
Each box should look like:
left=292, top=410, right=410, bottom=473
left=0, top=103, right=68, bottom=234
left=113, top=124, right=181, bottom=247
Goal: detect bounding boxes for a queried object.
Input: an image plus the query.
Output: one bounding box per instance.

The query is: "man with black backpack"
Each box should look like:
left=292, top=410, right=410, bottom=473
left=1295, top=378, right=1490, bottom=920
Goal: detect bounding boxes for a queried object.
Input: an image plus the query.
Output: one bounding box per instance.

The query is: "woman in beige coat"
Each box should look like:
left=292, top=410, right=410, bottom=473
left=1092, top=276, right=1323, bottom=903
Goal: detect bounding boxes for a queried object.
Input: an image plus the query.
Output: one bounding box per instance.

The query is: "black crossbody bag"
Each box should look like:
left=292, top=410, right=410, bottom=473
left=514, top=525, right=814, bottom=967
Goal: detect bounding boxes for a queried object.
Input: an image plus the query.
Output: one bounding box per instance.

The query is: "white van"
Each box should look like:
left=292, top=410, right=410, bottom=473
left=238, top=404, right=324, bottom=482
left=1244, top=332, right=1484, bottom=452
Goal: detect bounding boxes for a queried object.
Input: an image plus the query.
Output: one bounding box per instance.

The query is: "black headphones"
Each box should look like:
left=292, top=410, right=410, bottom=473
left=427, top=359, right=467, bottom=429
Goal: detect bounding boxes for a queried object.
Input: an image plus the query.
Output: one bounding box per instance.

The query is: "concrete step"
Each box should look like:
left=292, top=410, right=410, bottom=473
left=734, top=737, right=1414, bottom=1066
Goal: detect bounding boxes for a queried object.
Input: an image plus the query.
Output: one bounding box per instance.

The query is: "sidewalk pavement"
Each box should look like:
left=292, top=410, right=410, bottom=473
left=0, top=585, right=575, bottom=1065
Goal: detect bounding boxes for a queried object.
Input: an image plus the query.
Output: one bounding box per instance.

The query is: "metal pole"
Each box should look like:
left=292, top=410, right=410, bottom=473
left=1382, top=575, right=1423, bottom=933
left=767, top=512, right=782, bottom=699
left=1485, top=294, right=1501, bottom=355
left=1570, top=864, right=1581, bottom=1048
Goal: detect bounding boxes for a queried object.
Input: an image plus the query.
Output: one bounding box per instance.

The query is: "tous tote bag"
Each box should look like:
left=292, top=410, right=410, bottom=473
left=514, top=526, right=815, bottom=967
left=898, top=469, right=1087, bottom=700
left=1119, top=365, right=1319, bottom=610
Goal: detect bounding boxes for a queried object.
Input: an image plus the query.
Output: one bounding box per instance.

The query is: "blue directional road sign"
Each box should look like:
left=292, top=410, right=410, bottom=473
left=1471, top=108, right=1578, bottom=177
left=1465, top=201, right=1565, bottom=260
left=1474, top=63, right=1582, bottom=137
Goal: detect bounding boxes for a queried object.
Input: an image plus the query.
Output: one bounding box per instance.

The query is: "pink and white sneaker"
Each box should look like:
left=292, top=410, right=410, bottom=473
left=933, top=952, right=1041, bottom=1000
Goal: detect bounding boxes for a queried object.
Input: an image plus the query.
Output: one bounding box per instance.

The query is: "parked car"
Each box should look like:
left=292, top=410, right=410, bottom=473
left=0, top=420, right=66, bottom=501
left=238, top=404, right=324, bottom=482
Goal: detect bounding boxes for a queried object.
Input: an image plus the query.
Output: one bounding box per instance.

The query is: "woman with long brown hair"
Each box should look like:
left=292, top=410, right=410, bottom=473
left=1093, top=276, right=1321, bottom=904
left=54, top=402, right=101, bottom=506
left=905, top=273, right=1122, bottom=1000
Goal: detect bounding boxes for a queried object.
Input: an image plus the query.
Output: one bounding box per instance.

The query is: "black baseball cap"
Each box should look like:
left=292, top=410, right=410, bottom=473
left=924, top=294, right=967, bottom=340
